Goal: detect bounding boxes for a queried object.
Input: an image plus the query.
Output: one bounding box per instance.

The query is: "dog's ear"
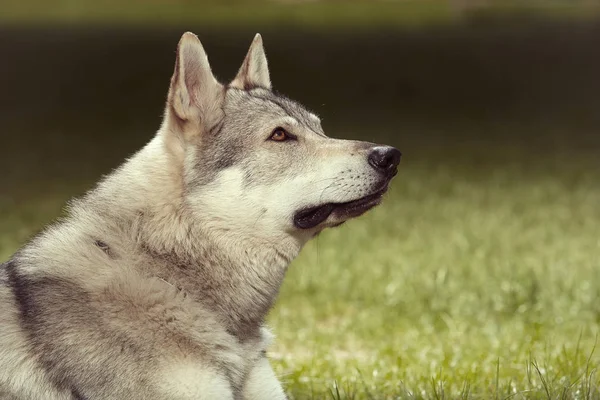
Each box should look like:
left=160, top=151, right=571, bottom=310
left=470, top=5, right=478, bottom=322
left=230, top=34, right=271, bottom=91
left=168, top=32, right=224, bottom=128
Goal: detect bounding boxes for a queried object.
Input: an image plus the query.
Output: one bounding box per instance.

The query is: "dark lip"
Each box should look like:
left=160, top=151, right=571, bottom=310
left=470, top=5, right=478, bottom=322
left=293, top=185, right=388, bottom=230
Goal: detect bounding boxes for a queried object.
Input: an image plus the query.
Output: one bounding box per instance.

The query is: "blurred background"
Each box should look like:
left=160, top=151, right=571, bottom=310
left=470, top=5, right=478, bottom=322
left=1, top=0, right=600, bottom=398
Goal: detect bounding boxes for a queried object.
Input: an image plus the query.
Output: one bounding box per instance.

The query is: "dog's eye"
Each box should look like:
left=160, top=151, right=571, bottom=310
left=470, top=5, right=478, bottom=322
left=270, top=128, right=290, bottom=142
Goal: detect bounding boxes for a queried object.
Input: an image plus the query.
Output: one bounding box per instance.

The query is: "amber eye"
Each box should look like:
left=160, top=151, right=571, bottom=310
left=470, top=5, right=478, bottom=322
left=270, top=127, right=289, bottom=142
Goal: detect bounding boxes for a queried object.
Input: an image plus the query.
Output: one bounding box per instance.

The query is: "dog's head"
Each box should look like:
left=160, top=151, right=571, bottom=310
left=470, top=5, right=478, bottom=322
left=162, top=32, right=400, bottom=245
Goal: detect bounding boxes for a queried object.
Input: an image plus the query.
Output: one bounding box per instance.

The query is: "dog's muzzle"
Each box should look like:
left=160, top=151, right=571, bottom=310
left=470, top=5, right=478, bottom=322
left=293, top=145, right=401, bottom=230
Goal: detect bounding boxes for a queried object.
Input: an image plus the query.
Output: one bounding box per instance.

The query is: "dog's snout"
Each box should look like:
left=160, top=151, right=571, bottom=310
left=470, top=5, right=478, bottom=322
left=368, top=146, right=401, bottom=176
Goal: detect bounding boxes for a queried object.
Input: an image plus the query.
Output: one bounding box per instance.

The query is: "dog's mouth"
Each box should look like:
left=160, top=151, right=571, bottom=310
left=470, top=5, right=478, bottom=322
left=293, top=187, right=387, bottom=230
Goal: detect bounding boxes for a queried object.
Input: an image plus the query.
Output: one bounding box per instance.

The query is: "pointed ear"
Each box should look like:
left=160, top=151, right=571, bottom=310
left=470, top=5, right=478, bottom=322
left=168, top=32, right=224, bottom=127
left=230, top=34, right=271, bottom=91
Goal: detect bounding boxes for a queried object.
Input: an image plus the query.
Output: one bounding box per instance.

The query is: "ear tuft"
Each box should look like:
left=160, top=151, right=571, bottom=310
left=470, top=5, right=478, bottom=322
left=230, top=33, right=271, bottom=91
left=168, top=32, right=223, bottom=124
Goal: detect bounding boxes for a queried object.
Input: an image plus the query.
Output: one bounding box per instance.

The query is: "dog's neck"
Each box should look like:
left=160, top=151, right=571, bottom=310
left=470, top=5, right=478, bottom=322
left=139, top=223, right=297, bottom=339
left=81, top=137, right=303, bottom=340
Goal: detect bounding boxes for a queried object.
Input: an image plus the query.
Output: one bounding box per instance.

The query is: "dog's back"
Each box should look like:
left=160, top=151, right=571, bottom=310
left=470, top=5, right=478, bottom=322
left=0, top=218, right=256, bottom=399
left=1, top=262, right=68, bottom=399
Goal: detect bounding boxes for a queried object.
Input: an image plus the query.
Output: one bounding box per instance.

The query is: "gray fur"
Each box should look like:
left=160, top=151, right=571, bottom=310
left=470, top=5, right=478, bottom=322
left=0, top=32, right=400, bottom=399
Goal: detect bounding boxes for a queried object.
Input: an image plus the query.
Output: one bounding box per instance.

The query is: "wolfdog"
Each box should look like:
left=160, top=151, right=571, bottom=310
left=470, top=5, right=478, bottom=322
left=0, top=32, right=401, bottom=399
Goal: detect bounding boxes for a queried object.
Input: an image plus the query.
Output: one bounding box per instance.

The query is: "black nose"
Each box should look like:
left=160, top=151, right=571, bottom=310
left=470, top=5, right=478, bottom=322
left=368, top=146, right=401, bottom=176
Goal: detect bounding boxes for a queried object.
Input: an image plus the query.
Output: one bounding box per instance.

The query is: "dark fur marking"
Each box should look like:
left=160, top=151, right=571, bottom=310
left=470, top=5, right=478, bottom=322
left=213, top=151, right=239, bottom=170
left=229, top=86, right=319, bottom=130
left=94, top=240, right=114, bottom=258
left=194, top=129, right=244, bottom=178
left=5, top=261, right=90, bottom=394
left=5, top=261, right=38, bottom=335
left=71, top=388, right=88, bottom=400
left=247, top=90, right=324, bottom=135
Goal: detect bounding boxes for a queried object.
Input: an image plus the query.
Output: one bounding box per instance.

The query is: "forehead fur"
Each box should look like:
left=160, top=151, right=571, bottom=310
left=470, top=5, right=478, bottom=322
left=188, top=87, right=324, bottom=187
left=225, top=88, right=323, bottom=134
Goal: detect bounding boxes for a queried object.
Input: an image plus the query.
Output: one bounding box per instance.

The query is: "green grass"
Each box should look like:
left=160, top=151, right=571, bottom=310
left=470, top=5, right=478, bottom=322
left=267, top=147, right=600, bottom=399
left=1, top=124, right=599, bottom=398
